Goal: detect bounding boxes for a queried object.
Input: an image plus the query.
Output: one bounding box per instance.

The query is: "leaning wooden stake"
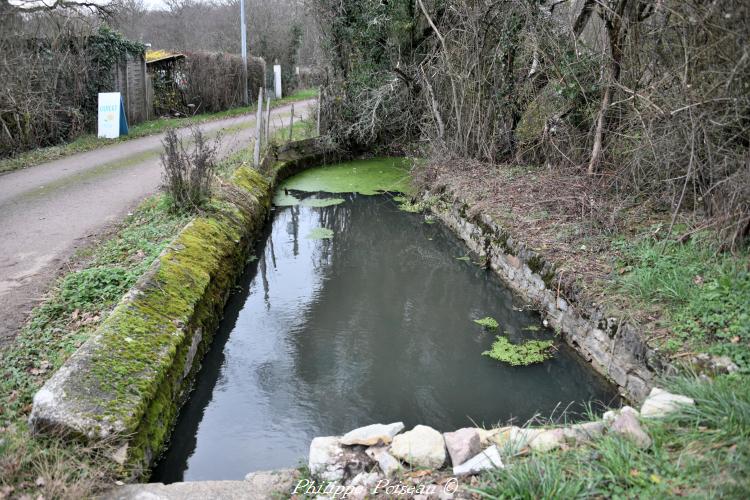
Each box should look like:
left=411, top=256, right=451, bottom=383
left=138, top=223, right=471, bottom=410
left=265, top=95, right=272, bottom=146
left=316, top=87, right=322, bottom=136
left=253, top=87, right=263, bottom=168
left=288, top=103, right=295, bottom=143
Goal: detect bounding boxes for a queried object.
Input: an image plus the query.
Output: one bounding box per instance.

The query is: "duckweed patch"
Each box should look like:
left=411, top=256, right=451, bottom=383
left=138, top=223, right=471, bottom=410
left=278, top=157, right=413, bottom=195
left=474, top=316, right=500, bottom=329
left=306, top=227, right=334, bottom=239
left=301, top=197, right=345, bottom=208
left=273, top=190, right=301, bottom=207
left=482, top=336, right=554, bottom=366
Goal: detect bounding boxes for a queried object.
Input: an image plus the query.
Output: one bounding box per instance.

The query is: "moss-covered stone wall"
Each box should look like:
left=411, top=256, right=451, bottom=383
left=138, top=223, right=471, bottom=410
left=29, top=139, right=333, bottom=477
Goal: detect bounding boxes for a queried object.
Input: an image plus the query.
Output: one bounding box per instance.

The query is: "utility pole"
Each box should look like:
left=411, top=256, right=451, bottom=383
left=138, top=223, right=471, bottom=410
left=240, top=0, right=249, bottom=105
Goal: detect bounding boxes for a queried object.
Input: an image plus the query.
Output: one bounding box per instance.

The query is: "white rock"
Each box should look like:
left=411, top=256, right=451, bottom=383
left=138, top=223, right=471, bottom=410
left=610, top=412, right=652, bottom=449
left=477, top=426, right=516, bottom=449
left=453, top=445, right=504, bottom=476
left=308, top=436, right=345, bottom=482
left=505, top=427, right=542, bottom=453
left=530, top=429, right=565, bottom=452
left=243, top=469, right=297, bottom=494
left=390, top=425, right=446, bottom=469
left=444, top=427, right=481, bottom=466
left=563, top=421, right=606, bottom=444
left=603, top=405, right=639, bottom=423
left=366, top=445, right=402, bottom=477
left=640, top=388, right=695, bottom=418
left=341, top=422, right=405, bottom=446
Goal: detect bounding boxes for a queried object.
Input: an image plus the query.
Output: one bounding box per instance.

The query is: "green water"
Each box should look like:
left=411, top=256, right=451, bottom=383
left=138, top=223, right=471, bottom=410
left=152, top=161, right=617, bottom=482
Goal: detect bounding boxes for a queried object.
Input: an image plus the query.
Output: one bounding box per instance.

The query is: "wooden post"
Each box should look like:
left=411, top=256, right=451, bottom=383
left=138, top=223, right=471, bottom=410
left=253, top=87, right=263, bottom=168
left=288, top=103, right=295, bottom=143
left=316, top=87, right=322, bottom=136
left=265, top=95, right=271, bottom=145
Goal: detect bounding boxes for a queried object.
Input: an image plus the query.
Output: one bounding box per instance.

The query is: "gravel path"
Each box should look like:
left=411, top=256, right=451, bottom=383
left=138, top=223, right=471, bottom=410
left=0, top=99, right=315, bottom=343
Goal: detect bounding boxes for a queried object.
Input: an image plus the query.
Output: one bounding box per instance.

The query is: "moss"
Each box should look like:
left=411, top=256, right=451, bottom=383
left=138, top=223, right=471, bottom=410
left=62, top=164, right=273, bottom=474
left=515, top=85, right=568, bottom=144
left=233, top=166, right=270, bottom=194
left=525, top=253, right=557, bottom=288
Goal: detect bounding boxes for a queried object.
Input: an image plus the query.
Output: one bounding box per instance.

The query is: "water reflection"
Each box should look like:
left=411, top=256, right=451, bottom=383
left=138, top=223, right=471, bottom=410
left=151, top=192, right=617, bottom=482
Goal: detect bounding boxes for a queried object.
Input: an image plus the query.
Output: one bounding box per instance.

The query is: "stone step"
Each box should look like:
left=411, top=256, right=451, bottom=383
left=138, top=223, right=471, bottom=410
left=106, top=469, right=297, bottom=500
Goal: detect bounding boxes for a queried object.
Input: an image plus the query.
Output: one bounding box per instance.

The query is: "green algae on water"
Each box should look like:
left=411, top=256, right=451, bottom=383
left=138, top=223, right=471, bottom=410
left=306, top=227, right=334, bottom=239
left=301, top=198, right=345, bottom=208
left=273, top=191, right=300, bottom=207
left=278, top=158, right=413, bottom=195
left=275, top=192, right=346, bottom=208
left=474, top=316, right=499, bottom=329
left=482, top=336, right=554, bottom=366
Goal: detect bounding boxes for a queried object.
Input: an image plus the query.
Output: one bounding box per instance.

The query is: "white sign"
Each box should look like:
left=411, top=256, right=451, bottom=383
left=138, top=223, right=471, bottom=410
left=98, top=92, right=122, bottom=139
left=274, top=65, right=282, bottom=99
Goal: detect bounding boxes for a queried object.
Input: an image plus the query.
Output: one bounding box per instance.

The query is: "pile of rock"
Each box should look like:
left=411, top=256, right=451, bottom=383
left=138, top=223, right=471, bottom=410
left=307, top=388, right=695, bottom=497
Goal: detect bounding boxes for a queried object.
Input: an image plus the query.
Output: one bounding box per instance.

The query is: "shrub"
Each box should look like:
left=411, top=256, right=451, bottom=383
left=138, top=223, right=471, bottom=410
left=179, top=52, right=266, bottom=113
left=0, top=24, right=144, bottom=158
left=160, top=126, right=218, bottom=211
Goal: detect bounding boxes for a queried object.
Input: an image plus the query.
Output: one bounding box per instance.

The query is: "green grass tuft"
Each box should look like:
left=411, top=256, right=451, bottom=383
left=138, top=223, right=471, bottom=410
left=476, top=374, right=750, bottom=498
left=614, top=234, right=750, bottom=369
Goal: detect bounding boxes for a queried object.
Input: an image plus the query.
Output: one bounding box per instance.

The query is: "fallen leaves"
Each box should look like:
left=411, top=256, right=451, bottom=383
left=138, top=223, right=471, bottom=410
left=69, top=309, right=101, bottom=329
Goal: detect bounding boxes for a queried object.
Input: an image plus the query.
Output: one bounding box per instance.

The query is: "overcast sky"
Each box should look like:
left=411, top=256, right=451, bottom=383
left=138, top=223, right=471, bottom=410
left=142, top=0, right=168, bottom=9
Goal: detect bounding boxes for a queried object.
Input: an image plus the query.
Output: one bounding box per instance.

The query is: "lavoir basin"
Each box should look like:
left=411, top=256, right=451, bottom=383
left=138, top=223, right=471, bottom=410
left=152, top=162, right=617, bottom=482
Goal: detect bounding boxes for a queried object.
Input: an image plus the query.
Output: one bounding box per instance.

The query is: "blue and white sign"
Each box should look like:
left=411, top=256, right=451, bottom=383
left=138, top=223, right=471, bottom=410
left=98, top=92, right=129, bottom=139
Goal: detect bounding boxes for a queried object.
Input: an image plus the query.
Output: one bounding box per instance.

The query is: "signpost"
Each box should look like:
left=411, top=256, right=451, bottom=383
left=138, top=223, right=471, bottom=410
left=274, top=64, right=282, bottom=99
left=240, top=0, right=249, bottom=105
left=98, top=92, right=128, bottom=139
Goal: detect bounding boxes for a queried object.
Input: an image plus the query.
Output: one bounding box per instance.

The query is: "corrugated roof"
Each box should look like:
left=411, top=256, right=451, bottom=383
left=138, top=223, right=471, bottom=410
left=145, top=50, right=185, bottom=64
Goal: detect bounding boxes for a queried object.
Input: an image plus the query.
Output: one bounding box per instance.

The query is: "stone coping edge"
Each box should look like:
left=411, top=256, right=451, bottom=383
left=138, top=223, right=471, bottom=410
left=28, top=138, right=335, bottom=477
left=427, top=188, right=671, bottom=402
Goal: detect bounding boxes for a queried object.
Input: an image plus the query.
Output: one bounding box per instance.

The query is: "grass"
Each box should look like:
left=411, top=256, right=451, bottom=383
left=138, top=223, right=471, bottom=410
left=0, top=142, right=260, bottom=497
left=475, top=373, right=750, bottom=498
left=613, top=232, right=750, bottom=370
left=215, top=117, right=318, bottom=185
left=0, top=88, right=318, bottom=174
left=0, top=196, right=191, bottom=497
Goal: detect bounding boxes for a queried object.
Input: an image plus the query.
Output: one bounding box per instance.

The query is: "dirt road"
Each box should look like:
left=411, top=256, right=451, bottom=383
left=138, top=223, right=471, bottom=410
left=0, top=99, right=315, bottom=343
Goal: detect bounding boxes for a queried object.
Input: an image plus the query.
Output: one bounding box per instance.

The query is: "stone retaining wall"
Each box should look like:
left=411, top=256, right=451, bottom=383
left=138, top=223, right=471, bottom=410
left=31, top=147, right=667, bottom=482
left=29, top=138, right=332, bottom=477
left=426, top=189, right=670, bottom=402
